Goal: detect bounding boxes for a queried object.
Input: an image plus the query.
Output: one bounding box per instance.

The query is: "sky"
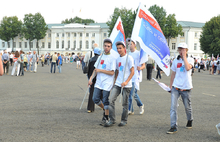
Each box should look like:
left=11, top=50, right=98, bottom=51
left=0, top=0, right=219, bottom=24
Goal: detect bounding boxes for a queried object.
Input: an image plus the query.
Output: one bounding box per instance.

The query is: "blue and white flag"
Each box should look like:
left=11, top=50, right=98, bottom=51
left=131, top=3, right=171, bottom=76
left=109, top=16, right=126, bottom=59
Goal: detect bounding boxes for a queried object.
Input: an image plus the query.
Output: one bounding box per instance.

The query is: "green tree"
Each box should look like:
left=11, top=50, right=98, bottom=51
left=0, top=16, right=22, bottom=51
left=22, top=13, right=48, bottom=54
left=148, top=5, right=166, bottom=33
left=61, top=16, right=95, bottom=24
left=106, top=7, right=136, bottom=38
left=200, top=15, right=220, bottom=56
left=164, top=14, right=183, bottom=46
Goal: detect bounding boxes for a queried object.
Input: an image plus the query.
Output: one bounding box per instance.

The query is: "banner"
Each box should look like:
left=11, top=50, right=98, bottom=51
left=109, top=16, right=126, bottom=59
left=131, top=3, right=170, bottom=76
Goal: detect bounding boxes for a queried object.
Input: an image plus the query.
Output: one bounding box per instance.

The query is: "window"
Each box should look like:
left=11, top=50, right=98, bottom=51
left=62, top=33, right=64, bottom=37
left=68, top=33, right=70, bottom=37
left=195, top=32, right=197, bottom=38
left=86, top=41, right=89, bottom=49
left=56, top=41, right=59, bottom=49
left=103, top=33, right=107, bottom=37
left=92, top=33, right=95, bottom=37
left=74, top=33, right=76, bottom=37
left=19, top=42, right=22, bottom=48
left=13, top=42, right=16, bottom=48
left=62, top=40, right=64, bottom=49
left=30, top=42, right=33, bottom=48
left=57, top=33, right=59, bottom=37
left=48, top=33, right=51, bottom=37
left=79, top=40, right=82, bottom=49
left=172, top=43, right=176, bottom=50
left=8, top=43, right=10, bottom=48
left=68, top=40, right=70, bottom=48
left=42, top=42, right=45, bottom=48
left=2, top=42, right=5, bottom=48
left=48, top=42, right=51, bottom=48
left=25, top=42, right=27, bottom=48
left=86, top=33, right=89, bottom=37
left=80, top=33, right=82, bottom=37
left=74, top=40, right=76, bottom=49
left=194, top=43, right=197, bottom=50
left=92, top=40, right=95, bottom=47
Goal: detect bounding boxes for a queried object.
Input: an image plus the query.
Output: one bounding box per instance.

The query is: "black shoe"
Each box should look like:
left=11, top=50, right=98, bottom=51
left=118, top=121, right=127, bottom=127
left=100, top=116, right=108, bottom=126
left=166, top=127, right=178, bottom=134
left=186, top=120, right=193, bottom=129
left=104, top=120, right=115, bottom=127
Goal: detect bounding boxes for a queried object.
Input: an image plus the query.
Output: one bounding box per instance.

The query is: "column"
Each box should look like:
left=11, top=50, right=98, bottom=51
left=64, top=32, right=67, bottom=49
left=82, top=32, right=85, bottom=50
left=51, top=32, right=55, bottom=50
left=59, top=32, right=62, bottom=50
left=76, top=32, right=79, bottom=50
left=70, top=32, right=73, bottom=49
left=89, top=33, right=92, bottom=49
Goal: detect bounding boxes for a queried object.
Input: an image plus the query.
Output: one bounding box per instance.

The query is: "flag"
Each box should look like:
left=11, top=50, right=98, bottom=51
left=131, top=3, right=171, bottom=76
left=152, top=78, right=171, bottom=92
left=212, top=54, right=214, bottom=60
left=109, top=16, right=126, bottom=59
left=217, top=54, right=219, bottom=60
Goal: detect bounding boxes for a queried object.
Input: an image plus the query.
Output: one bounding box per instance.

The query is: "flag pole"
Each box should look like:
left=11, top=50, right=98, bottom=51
left=79, top=51, right=105, bottom=110
left=119, top=41, right=131, bottom=103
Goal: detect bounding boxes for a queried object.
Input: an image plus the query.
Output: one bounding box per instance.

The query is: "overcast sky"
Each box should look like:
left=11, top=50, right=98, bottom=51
left=0, top=0, right=219, bottom=24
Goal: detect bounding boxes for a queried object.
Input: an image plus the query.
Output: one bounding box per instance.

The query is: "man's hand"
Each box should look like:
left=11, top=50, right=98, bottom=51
left=137, top=66, right=141, bottom=71
left=121, top=81, right=128, bottom=88
left=95, top=68, right=101, bottom=73
left=181, top=49, right=187, bottom=58
left=88, top=79, right=93, bottom=86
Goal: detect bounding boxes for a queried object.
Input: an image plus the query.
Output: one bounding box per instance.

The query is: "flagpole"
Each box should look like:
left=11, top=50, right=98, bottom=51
left=79, top=51, right=105, bottom=110
left=119, top=41, right=131, bottom=103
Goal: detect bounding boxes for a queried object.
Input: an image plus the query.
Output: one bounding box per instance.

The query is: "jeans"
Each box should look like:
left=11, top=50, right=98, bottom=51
left=128, top=82, right=143, bottom=112
left=11, top=61, right=20, bottom=76
left=156, top=69, right=161, bottom=79
left=27, top=62, right=30, bottom=71
left=51, top=62, right=56, bottom=73
left=47, top=59, right=50, bottom=65
left=109, top=85, right=131, bottom=123
left=58, top=64, right=61, bottom=73
left=31, top=62, right=37, bottom=72
left=19, top=63, right=24, bottom=75
left=92, top=87, right=110, bottom=110
left=170, top=87, right=193, bottom=128
left=81, top=60, right=85, bottom=70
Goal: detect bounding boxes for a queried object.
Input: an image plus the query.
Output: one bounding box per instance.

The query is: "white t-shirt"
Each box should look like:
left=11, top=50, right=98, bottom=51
left=115, top=54, right=134, bottom=88
left=171, top=57, right=194, bottom=90
left=94, top=54, right=116, bottom=91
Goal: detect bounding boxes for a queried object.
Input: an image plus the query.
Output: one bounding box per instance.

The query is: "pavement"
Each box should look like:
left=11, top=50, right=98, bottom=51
left=0, top=62, right=220, bottom=142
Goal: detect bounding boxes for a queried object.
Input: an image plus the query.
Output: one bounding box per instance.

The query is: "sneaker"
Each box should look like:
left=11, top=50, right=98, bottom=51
left=118, top=121, right=127, bottom=127
left=104, top=120, right=115, bottom=127
left=167, top=127, right=178, bottom=134
left=128, top=111, right=134, bottom=115
left=186, top=120, right=193, bottom=129
left=216, top=123, right=220, bottom=135
left=139, top=104, right=144, bottom=115
left=100, top=116, right=108, bottom=126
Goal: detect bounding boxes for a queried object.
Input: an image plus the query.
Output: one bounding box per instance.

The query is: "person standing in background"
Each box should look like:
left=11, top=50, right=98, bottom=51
left=146, top=55, right=154, bottom=81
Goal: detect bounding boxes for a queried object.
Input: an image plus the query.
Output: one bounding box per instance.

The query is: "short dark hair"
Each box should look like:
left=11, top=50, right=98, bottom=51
left=104, top=39, right=112, bottom=47
left=116, top=43, right=125, bottom=48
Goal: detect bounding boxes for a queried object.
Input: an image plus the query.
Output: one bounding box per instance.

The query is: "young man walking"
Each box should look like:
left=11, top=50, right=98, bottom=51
left=51, top=52, right=58, bottom=73
left=104, top=41, right=134, bottom=127
left=167, top=43, right=194, bottom=134
left=57, top=53, right=62, bottom=73
left=127, top=38, right=146, bottom=115
left=88, top=39, right=116, bottom=125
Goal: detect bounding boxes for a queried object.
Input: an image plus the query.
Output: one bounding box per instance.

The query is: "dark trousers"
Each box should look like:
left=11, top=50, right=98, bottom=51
left=146, top=64, right=153, bottom=80
left=3, top=61, right=9, bottom=74
left=156, top=69, right=161, bottom=79
left=51, top=62, right=56, bottom=73
left=19, top=63, right=24, bottom=75
left=10, top=58, right=13, bottom=66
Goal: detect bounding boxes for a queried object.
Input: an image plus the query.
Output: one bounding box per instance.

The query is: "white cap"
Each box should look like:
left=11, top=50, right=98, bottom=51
left=126, top=38, right=136, bottom=45
left=177, top=43, right=188, bottom=49
left=115, top=41, right=126, bottom=47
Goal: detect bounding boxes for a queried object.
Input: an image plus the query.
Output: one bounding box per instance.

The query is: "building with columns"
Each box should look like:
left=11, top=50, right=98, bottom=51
left=0, top=21, right=206, bottom=57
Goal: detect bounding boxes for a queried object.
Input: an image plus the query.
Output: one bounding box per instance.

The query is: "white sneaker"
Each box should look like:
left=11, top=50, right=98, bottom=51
left=216, top=123, right=220, bottom=135
left=139, top=104, right=144, bottom=115
left=128, top=111, right=134, bottom=115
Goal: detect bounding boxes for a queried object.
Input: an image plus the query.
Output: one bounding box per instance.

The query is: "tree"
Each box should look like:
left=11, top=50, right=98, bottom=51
left=200, top=15, right=220, bottom=56
left=22, top=13, right=48, bottom=54
left=164, top=14, right=183, bottom=46
left=106, top=7, right=136, bottom=38
left=61, top=16, right=95, bottom=24
left=0, top=16, right=22, bottom=51
left=148, top=5, right=166, bottom=33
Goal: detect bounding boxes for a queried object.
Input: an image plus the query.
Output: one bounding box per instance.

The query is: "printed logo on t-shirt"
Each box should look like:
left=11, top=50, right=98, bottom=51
left=180, top=65, right=185, bottom=72
left=177, top=63, right=182, bottom=68
left=119, top=62, right=123, bottom=71
left=100, top=60, right=104, bottom=65
left=102, top=64, right=106, bottom=69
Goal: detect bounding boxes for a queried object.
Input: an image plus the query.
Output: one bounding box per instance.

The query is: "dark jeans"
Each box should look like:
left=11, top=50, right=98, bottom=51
left=156, top=69, right=161, bottom=79
left=51, top=62, right=56, bottom=73
left=10, top=58, right=13, bottom=66
left=146, top=64, right=153, bottom=80
left=19, top=63, right=24, bottom=75
left=3, top=61, right=9, bottom=74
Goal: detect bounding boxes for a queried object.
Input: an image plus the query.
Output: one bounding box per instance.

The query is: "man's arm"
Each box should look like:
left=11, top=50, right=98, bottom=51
left=169, top=71, right=176, bottom=89
left=95, top=69, right=114, bottom=75
left=182, top=49, right=192, bottom=71
left=137, top=63, right=145, bottom=71
left=88, top=70, right=97, bottom=86
left=121, top=67, right=134, bottom=87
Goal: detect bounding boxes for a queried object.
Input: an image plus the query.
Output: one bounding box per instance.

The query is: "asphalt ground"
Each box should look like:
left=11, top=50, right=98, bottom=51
left=0, top=62, right=220, bottom=142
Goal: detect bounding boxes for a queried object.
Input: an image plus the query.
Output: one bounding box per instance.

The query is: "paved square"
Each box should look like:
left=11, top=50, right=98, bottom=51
left=0, top=63, right=219, bottom=142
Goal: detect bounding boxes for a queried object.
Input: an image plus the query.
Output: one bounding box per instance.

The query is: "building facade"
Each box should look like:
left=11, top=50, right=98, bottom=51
left=0, top=21, right=205, bottom=57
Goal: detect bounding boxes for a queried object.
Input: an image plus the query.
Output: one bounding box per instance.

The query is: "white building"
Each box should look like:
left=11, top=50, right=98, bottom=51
left=0, top=21, right=205, bottom=57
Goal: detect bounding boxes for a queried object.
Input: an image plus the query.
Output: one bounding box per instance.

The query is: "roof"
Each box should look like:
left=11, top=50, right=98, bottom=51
left=47, top=24, right=67, bottom=29
left=88, top=23, right=108, bottom=28
left=47, top=23, right=108, bottom=29
left=177, top=21, right=205, bottom=28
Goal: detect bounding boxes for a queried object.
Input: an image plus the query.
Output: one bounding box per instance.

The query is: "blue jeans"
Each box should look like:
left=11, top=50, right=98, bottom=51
left=170, top=87, right=193, bottom=128
left=92, top=87, right=110, bottom=110
left=27, top=62, right=30, bottom=71
left=109, top=85, right=131, bottom=122
left=128, top=82, right=143, bottom=112
left=58, top=64, right=61, bottom=73
left=51, top=62, right=56, bottom=73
